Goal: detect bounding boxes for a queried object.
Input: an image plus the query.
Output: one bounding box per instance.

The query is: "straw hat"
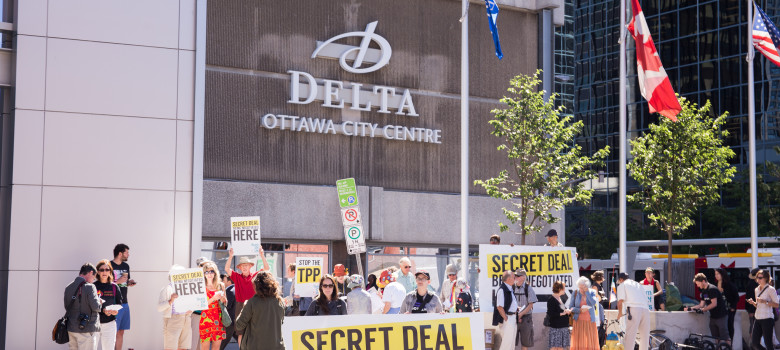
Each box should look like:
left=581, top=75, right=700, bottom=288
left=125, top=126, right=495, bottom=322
left=237, top=256, right=255, bottom=267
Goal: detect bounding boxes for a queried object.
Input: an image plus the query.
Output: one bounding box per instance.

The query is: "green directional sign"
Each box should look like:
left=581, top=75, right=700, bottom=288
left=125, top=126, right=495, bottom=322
left=336, top=178, right=358, bottom=208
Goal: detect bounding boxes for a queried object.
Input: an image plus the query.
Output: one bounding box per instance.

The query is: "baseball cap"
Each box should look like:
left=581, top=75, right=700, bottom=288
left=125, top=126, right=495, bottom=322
left=645, top=267, right=654, bottom=273
left=415, top=271, right=431, bottom=280
left=515, top=268, right=527, bottom=276
left=545, top=229, right=558, bottom=237
left=333, top=264, right=347, bottom=277
left=618, top=272, right=630, bottom=280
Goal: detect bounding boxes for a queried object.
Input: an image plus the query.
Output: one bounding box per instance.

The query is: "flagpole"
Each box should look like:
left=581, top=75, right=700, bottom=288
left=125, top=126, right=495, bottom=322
left=747, top=0, right=758, bottom=269
left=618, top=0, right=627, bottom=274
left=460, top=0, right=470, bottom=279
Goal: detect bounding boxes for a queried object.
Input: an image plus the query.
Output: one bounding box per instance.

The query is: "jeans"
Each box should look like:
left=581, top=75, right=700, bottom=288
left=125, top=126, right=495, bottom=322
left=752, top=318, right=775, bottom=350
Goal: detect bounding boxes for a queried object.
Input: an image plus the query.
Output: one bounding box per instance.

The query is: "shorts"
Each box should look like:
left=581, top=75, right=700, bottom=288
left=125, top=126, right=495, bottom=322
left=116, top=303, right=131, bottom=330
left=709, top=316, right=729, bottom=340
left=516, top=315, right=534, bottom=348
left=163, top=314, right=192, bottom=349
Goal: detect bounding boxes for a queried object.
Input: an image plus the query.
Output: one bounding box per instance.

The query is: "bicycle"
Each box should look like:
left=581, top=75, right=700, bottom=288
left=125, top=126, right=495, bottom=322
left=603, top=319, right=679, bottom=350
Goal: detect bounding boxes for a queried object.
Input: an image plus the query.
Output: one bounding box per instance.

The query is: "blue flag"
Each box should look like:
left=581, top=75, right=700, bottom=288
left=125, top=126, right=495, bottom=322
left=484, top=0, right=503, bottom=59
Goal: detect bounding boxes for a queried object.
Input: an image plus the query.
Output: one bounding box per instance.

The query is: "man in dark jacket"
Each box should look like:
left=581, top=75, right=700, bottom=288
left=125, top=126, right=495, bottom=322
left=64, top=263, right=102, bottom=349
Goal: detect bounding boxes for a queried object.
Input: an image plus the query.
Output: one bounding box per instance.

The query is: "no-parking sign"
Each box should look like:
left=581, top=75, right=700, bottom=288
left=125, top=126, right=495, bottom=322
left=340, top=207, right=362, bottom=226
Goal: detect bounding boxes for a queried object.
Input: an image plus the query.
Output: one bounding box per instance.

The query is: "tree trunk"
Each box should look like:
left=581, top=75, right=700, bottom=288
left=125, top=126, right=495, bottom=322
left=521, top=228, right=526, bottom=245
left=667, top=228, right=674, bottom=284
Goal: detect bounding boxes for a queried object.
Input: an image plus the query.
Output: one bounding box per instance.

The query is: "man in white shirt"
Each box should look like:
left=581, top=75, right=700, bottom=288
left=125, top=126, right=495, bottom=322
left=617, top=272, right=650, bottom=350
left=492, top=270, right=518, bottom=350
left=381, top=269, right=407, bottom=314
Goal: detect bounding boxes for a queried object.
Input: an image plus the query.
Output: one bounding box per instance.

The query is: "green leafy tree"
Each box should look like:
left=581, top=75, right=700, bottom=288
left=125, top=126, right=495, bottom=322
left=627, top=98, right=736, bottom=282
left=475, top=71, right=610, bottom=244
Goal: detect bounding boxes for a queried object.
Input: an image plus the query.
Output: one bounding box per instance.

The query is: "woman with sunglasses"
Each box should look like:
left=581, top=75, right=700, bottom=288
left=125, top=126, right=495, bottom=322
left=199, top=261, right=227, bottom=350
left=94, top=259, right=122, bottom=350
left=305, top=275, right=347, bottom=316
left=747, top=269, right=779, bottom=350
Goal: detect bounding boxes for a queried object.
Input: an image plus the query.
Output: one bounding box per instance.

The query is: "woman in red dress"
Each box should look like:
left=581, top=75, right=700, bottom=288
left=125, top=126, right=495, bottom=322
left=199, top=261, right=227, bottom=350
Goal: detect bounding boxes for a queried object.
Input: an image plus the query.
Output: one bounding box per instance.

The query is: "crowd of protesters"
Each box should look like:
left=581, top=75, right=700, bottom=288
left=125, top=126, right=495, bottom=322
left=65, top=234, right=780, bottom=350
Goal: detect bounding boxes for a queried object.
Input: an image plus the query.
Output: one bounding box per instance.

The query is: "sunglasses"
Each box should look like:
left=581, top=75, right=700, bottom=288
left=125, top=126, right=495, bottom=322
left=416, top=277, right=428, bottom=282
left=402, top=266, right=411, bottom=269
left=205, top=271, right=216, bottom=275
left=98, top=268, right=111, bottom=272
left=757, top=276, right=766, bottom=280
left=321, top=284, right=335, bottom=288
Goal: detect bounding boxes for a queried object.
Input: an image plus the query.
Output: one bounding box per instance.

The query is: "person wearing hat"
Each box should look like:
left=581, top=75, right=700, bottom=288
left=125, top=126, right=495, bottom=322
left=513, top=268, right=537, bottom=350
left=333, top=264, right=348, bottom=296
left=617, top=273, right=650, bottom=350
left=224, top=247, right=270, bottom=330
left=440, top=264, right=458, bottom=311
left=544, top=229, right=563, bottom=247
left=641, top=267, right=665, bottom=311
left=346, top=274, right=372, bottom=315
left=381, top=268, right=406, bottom=314
left=400, top=271, right=443, bottom=314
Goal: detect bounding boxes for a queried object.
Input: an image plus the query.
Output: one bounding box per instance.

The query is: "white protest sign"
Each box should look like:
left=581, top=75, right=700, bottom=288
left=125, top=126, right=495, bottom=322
left=170, top=268, right=208, bottom=311
left=295, top=257, right=323, bottom=298
left=282, top=313, right=484, bottom=350
left=344, top=224, right=367, bottom=254
left=230, top=216, right=261, bottom=256
left=642, top=285, right=654, bottom=311
left=479, top=244, right=579, bottom=313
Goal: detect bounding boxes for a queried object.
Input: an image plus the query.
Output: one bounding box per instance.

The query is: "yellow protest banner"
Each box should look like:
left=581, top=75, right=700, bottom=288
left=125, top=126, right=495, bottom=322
left=283, top=313, right=484, bottom=350
left=479, top=245, right=579, bottom=313
left=485, top=250, right=573, bottom=278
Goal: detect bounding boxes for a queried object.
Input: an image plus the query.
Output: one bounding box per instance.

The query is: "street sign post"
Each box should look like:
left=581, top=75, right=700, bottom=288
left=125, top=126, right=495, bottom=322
left=337, top=177, right=366, bottom=281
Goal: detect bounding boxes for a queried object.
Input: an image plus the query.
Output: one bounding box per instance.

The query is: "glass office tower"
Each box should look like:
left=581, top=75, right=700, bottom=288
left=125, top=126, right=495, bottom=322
left=569, top=0, right=780, bottom=237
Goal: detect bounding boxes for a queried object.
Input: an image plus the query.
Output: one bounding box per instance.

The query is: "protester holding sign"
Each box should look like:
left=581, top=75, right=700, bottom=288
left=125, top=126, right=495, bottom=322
left=199, top=262, right=227, bottom=349
left=225, top=247, right=270, bottom=321
left=235, top=271, right=285, bottom=350
left=400, top=271, right=443, bottom=314
left=641, top=267, right=665, bottom=311
left=305, top=275, right=347, bottom=316
left=569, top=276, right=600, bottom=350
left=158, top=265, right=195, bottom=350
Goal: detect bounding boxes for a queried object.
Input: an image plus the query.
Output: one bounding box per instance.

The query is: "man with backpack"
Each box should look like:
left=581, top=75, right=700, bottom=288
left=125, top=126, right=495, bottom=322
left=514, top=268, right=537, bottom=350
left=400, top=271, right=443, bottom=313
left=63, top=263, right=102, bottom=349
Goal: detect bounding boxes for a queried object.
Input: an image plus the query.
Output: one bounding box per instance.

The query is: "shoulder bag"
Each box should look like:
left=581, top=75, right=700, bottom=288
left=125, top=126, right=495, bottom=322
left=219, top=300, right=232, bottom=327
left=53, top=281, right=85, bottom=344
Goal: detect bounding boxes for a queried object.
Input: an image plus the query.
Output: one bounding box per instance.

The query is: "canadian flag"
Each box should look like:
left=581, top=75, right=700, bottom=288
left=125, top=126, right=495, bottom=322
left=628, top=0, right=681, bottom=121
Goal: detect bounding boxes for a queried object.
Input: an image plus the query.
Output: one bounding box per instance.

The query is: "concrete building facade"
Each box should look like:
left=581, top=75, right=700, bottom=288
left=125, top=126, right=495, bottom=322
left=5, top=0, right=564, bottom=348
